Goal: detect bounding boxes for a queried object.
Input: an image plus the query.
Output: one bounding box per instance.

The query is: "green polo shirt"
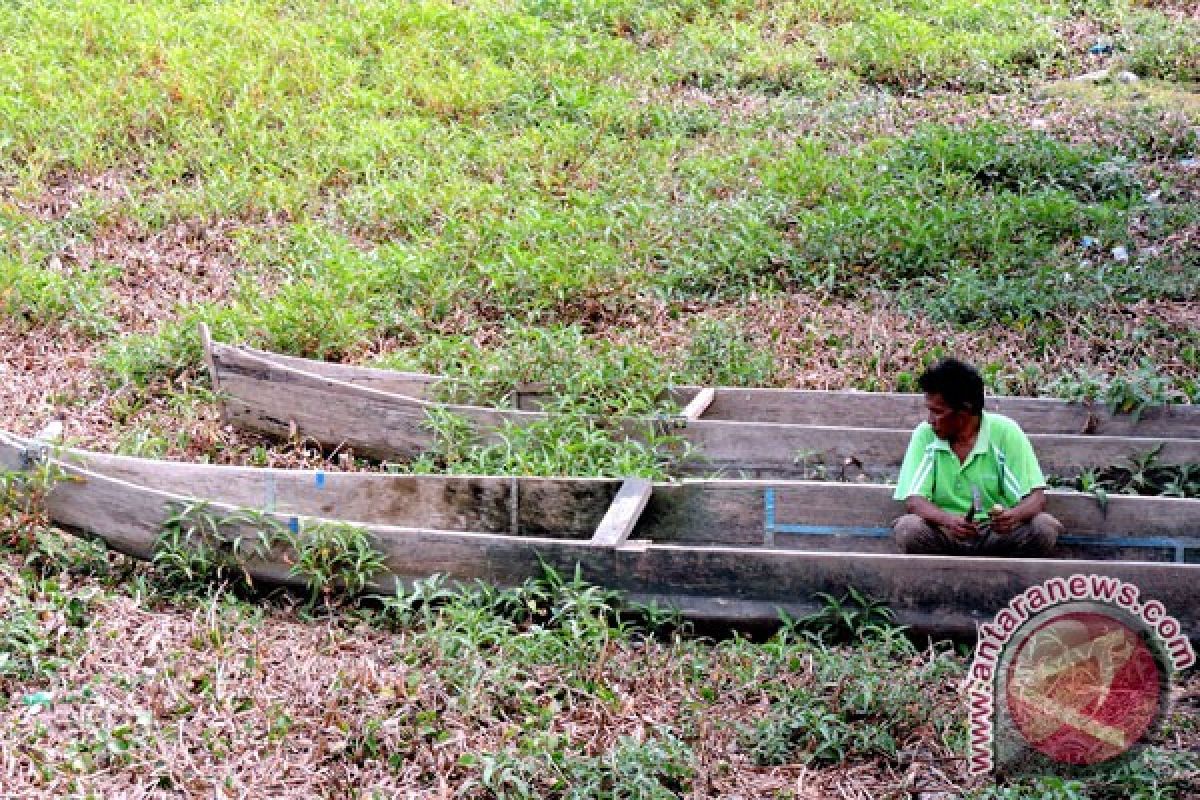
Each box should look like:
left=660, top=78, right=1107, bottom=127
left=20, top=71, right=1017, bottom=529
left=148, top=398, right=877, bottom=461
left=893, top=412, right=1046, bottom=520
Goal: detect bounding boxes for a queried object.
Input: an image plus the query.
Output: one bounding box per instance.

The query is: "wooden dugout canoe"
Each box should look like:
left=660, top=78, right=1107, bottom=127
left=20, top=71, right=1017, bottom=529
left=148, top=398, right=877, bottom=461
left=202, top=328, right=1200, bottom=479
left=3, top=430, right=1197, bottom=638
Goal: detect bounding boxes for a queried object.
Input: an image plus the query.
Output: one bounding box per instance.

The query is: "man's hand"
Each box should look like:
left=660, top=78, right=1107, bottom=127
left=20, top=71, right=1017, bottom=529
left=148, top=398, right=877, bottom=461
left=989, top=489, right=1047, bottom=535
left=989, top=507, right=1022, bottom=535
left=941, top=515, right=980, bottom=541
left=906, top=495, right=981, bottom=541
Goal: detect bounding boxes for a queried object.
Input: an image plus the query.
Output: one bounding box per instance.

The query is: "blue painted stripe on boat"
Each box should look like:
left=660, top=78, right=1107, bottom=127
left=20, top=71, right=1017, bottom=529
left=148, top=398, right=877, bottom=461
left=774, top=524, right=893, bottom=538
left=763, top=488, right=776, bottom=547
left=315, top=470, right=325, bottom=489
left=1060, top=535, right=1185, bottom=562
left=1059, top=535, right=1182, bottom=549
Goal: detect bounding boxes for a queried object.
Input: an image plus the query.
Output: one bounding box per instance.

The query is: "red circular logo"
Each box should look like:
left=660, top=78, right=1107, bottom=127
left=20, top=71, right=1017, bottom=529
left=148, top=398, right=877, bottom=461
left=1005, top=610, right=1163, bottom=765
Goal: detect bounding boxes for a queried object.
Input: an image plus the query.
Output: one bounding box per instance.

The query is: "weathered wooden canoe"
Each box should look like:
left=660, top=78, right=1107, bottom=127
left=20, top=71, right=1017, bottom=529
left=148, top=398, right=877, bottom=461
left=202, top=327, right=1200, bottom=479
left=4, top=430, right=1196, bottom=638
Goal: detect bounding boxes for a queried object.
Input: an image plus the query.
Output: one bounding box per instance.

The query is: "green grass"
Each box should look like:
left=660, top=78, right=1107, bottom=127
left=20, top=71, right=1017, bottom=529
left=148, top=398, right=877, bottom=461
left=0, top=0, right=1190, bottom=478
left=0, top=206, right=119, bottom=337
left=1122, top=11, right=1200, bottom=85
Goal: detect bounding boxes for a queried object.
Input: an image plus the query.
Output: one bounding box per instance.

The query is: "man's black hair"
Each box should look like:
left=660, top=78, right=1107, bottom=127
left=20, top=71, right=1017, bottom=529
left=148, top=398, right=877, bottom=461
left=918, top=358, right=984, bottom=416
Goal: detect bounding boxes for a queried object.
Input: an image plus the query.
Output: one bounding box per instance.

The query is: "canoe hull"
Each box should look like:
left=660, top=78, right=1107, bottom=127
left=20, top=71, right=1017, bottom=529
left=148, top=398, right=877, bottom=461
left=206, top=337, right=1200, bottom=479
left=4, top=432, right=1197, bottom=639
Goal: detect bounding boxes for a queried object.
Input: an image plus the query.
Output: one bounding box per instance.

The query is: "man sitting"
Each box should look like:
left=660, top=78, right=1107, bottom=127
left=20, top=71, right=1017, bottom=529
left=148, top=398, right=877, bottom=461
left=893, top=358, right=1061, bottom=557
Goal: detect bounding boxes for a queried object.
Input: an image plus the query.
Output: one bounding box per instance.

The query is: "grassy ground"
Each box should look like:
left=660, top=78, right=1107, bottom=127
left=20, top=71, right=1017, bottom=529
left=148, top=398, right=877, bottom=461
left=2, top=0, right=1199, bottom=796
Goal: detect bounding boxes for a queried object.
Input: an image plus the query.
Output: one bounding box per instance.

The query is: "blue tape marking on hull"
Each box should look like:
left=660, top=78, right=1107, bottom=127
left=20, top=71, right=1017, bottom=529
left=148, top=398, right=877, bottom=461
left=763, top=488, right=776, bottom=547
left=774, top=524, right=893, bottom=538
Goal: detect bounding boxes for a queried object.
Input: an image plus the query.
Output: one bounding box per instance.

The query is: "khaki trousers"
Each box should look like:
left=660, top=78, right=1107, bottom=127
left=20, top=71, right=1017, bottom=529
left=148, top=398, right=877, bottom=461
left=893, top=513, right=1062, bottom=557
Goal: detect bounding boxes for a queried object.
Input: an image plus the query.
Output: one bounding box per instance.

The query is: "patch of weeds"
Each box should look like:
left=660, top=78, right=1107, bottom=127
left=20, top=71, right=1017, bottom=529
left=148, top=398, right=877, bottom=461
left=0, top=255, right=118, bottom=337
left=624, top=598, right=688, bottom=638
left=774, top=125, right=1147, bottom=324
left=378, top=564, right=628, bottom=644
left=1120, top=11, right=1200, bottom=84
left=1136, top=204, right=1200, bottom=270
left=0, top=569, right=97, bottom=698
left=601, top=732, right=694, bottom=798
left=970, top=776, right=1090, bottom=800
left=234, top=249, right=378, bottom=361
left=152, top=502, right=289, bottom=592
left=910, top=261, right=1070, bottom=326
left=468, top=729, right=694, bottom=799
left=1101, top=370, right=1187, bottom=421
left=907, top=242, right=1198, bottom=326
left=660, top=15, right=828, bottom=95
left=891, top=124, right=1140, bottom=202
left=96, top=318, right=201, bottom=388
left=744, top=671, right=916, bottom=767
left=975, top=746, right=1199, bottom=799
left=378, top=573, right=470, bottom=631
left=1049, top=362, right=1187, bottom=420
left=747, top=699, right=854, bottom=766
left=788, top=587, right=899, bottom=645
left=288, top=520, right=386, bottom=607
left=19, top=526, right=115, bottom=582
left=1109, top=106, right=1199, bottom=161
left=380, top=325, right=674, bottom=417
left=475, top=563, right=623, bottom=630
left=674, top=317, right=775, bottom=387
left=111, top=384, right=225, bottom=459
left=407, top=407, right=680, bottom=479
left=651, top=195, right=792, bottom=301
left=1, top=459, right=69, bottom=552
left=820, top=1, right=1062, bottom=90
left=741, top=608, right=953, bottom=769
left=1050, top=446, right=1200, bottom=500
left=55, top=701, right=160, bottom=773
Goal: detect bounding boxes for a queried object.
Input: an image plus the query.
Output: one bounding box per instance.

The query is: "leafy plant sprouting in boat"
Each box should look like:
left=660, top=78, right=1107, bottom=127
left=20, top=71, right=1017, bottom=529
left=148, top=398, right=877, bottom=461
left=153, top=502, right=289, bottom=590
left=1050, top=362, right=1186, bottom=423
left=409, top=407, right=681, bottom=479
left=288, top=520, right=386, bottom=606
left=154, top=504, right=387, bottom=605
left=0, top=458, right=69, bottom=552
left=1049, top=445, right=1200, bottom=503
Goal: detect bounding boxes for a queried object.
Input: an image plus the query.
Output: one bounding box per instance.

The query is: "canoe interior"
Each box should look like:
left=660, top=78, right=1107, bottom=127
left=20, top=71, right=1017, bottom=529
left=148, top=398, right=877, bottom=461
left=221, top=341, right=1200, bottom=438
left=670, top=423, right=1200, bottom=482
left=665, top=387, right=1200, bottom=438
left=638, top=481, right=1200, bottom=564
left=208, top=341, right=1200, bottom=483
left=28, top=444, right=1200, bottom=565
left=3, top=432, right=1198, bottom=638
left=64, top=450, right=620, bottom=540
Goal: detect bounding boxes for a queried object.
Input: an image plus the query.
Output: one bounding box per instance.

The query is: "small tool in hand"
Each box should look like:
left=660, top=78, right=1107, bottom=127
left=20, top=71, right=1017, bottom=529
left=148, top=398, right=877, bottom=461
left=966, top=485, right=982, bottom=522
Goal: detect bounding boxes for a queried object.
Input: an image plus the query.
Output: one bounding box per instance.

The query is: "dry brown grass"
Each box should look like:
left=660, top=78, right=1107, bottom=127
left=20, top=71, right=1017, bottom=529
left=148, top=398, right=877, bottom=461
left=0, top=581, right=981, bottom=799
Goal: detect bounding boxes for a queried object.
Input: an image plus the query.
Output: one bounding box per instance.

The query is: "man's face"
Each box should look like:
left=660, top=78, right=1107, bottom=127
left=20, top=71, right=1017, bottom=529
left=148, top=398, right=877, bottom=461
left=925, top=392, right=964, bottom=441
